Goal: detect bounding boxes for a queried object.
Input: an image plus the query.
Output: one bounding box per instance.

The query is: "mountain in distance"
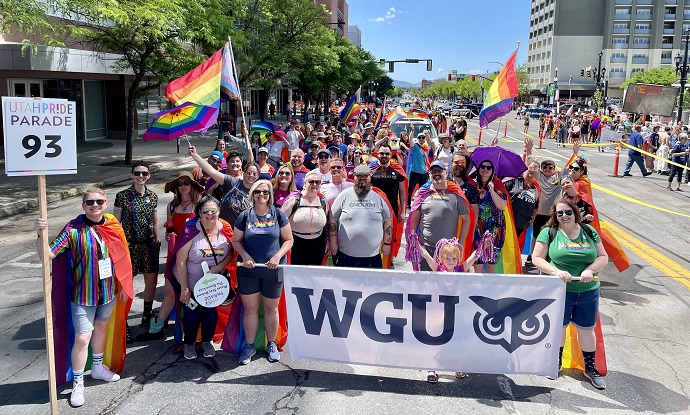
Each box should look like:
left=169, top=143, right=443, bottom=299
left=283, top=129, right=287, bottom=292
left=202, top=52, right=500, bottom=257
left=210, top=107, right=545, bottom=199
left=393, top=79, right=422, bottom=88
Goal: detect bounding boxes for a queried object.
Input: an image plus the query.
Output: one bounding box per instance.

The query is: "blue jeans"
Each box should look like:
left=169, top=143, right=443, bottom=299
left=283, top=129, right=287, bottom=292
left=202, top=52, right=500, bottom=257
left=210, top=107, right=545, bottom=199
left=624, top=152, right=648, bottom=175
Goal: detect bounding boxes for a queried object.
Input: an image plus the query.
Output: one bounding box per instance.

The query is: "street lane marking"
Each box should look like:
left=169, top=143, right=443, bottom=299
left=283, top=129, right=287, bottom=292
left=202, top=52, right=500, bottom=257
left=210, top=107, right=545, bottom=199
left=592, top=183, right=690, bottom=219
left=0, top=252, right=35, bottom=268
left=605, top=221, right=690, bottom=290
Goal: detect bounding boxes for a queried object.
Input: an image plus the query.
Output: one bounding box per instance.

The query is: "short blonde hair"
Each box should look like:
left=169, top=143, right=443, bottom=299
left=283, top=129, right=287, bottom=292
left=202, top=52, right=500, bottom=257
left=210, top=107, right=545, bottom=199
left=438, top=243, right=462, bottom=265
left=248, top=179, right=274, bottom=207
left=82, top=187, right=107, bottom=202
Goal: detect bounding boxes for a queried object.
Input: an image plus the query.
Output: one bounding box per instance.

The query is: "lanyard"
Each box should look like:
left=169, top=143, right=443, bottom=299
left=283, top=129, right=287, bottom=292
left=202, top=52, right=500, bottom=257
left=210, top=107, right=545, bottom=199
left=88, top=226, right=106, bottom=260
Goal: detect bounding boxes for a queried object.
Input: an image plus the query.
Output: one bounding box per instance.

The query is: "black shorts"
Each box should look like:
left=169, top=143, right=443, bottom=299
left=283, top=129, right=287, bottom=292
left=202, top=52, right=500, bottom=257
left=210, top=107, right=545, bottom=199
left=237, top=266, right=284, bottom=299
left=129, top=241, right=161, bottom=275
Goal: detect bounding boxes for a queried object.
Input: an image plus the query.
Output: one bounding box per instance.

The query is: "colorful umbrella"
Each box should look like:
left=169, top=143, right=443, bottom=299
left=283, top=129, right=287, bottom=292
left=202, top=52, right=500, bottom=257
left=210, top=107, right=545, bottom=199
left=470, top=146, right=527, bottom=178
left=143, top=102, right=218, bottom=141
left=249, top=121, right=288, bottom=145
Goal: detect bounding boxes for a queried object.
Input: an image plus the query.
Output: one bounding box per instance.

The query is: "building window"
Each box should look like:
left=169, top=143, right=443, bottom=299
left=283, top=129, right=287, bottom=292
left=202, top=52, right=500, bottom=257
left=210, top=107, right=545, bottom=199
left=610, top=67, right=624, bottom=73
left=615, top=8, right=629, bottom=14
left=633, top=38, right=650, bottom=44
left=614, top=23, right=629, bottom=29
left=631, top=68, right=644, bottom=74
left=613, top=38, right=627, bottom=44
left=632, top=54, right=647, bottom=59
left=637, top=9, right=651, bottom=15
left=635, top=24, right=650, bottom=29
left=611, top=52, right=626, bottom=59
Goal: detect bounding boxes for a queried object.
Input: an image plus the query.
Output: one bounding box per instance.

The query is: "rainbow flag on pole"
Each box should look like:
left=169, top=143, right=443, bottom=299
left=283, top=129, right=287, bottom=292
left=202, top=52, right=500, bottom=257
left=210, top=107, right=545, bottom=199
left=479, top=49, right=519, bottom=128
left=385, top=106, right=405, bottom=124
left=340, top=87, right=361, bottom=122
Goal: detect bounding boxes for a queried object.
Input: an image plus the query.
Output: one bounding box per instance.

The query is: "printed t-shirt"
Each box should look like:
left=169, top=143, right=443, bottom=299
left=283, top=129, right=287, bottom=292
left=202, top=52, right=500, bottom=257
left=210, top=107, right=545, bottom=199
left=536, top=170, right=567, bottom=215
left=504, top=177, right=539, bottom=230
left=419, top=189, right=469, bottom=254
left=536, top=226, right=601, bottom=293
left=177, top=221, right=230, bottom=290
left=331, top=189, right=391, bottom=258
left=221, top=175, right=250, bottom=227
left=371, top=165, right=406, bottom=214
left=235, top=207, right=289, bottom=263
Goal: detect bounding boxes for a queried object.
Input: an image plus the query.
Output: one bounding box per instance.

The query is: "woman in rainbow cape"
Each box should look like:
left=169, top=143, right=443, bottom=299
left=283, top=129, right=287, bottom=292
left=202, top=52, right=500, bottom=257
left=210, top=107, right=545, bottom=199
left=35, top=188, right=132, bottom=407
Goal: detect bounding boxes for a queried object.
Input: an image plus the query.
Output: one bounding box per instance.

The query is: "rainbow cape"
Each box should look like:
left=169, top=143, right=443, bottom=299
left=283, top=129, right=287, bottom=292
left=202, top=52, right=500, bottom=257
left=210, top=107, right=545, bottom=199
left=51, top=214, right=133, bottom=386
left=479, top=49, right=519, bottom=128
left=340, top=87, right=361, bottom=122
left=405, top=180, right=477, bottom=269
left=491, top=177, right=523, bottom=274
left=165, top=218, right=235, bottom=348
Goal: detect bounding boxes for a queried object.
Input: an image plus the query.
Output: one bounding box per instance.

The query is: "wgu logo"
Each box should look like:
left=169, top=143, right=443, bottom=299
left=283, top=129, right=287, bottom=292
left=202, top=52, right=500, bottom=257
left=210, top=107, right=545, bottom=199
left=470, top=296, right=554, bottom=353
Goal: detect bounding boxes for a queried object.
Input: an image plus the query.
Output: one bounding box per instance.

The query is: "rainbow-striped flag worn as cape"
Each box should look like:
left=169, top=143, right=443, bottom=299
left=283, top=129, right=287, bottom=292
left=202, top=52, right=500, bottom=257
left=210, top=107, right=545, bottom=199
left=479, top=49, right=519, bottom=128
left=340, top=87, right=362, bottom=122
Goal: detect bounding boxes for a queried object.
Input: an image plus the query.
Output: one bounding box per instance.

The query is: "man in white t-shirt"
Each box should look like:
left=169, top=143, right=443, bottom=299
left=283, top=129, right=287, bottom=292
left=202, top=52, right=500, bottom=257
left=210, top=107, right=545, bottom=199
left=264, top=131, right=289, bottom=159
left=320, top=158, right=353, bottom=206
left=308, top=148, right=332, bottom=184
left=286, top=119, right=304, bottom=151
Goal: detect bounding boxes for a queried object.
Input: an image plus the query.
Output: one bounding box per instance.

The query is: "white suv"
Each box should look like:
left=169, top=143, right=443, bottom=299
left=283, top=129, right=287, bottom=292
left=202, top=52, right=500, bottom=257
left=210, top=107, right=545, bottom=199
left=390, top=117, right=440, bottom=148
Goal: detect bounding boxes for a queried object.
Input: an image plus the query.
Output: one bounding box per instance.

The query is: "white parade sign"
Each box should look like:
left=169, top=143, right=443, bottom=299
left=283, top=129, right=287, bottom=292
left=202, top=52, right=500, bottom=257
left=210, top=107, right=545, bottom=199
left=193, top=262, right=230, bottom=308
left=2, top=96, right=77, bottom=176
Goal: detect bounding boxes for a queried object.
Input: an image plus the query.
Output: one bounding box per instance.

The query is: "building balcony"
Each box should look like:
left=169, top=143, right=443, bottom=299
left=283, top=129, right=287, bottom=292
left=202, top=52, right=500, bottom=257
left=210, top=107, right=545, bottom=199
left=633, top=43, right=650, bottom=48
left=638, top=0, right=654, bottom=4
left=664, top=28, right=676, bottom=34
left=686, top=0, right=690, bottom=6
left=610, top=71, right=627, bottom=78
left=684, top=12, right=690, bottom=19
left=614, top=28, right=630, bottom=34
left=614, top=13, right=632, bottom=20
left=610, top=57, right=627, bottom=63
left=661, top=57, right=673, bottom=64
left=662, top=43, right=674, bottom=49
left=636, top=13, right=653, bottom=20
left=612, top=43, right=629, bottom=49
left=337, top=8, right=344, bottom=21
left=667, top=0, right=677, bottom=4
left=665, top=13, right=677, bottom=20
left=632, top=57, right=649, bottom=64
left=615, top=0, right=632, bottom=4
left=635, top=28, right=652, bottom=34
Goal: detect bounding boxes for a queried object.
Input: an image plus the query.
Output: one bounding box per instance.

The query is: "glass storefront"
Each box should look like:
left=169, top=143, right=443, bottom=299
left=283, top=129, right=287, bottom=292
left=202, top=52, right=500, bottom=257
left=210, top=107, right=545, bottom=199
left=136, top=82, right=170, bottom=136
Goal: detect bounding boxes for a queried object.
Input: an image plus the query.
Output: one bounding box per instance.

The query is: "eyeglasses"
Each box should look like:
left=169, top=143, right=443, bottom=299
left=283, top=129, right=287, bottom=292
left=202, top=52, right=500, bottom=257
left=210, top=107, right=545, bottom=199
left=133, top=171, right=150, bottom=177
left=317, top=154, right=330, bottom=159
left=84, top=199, right=106, bottom=206
left=556, top=209, right=573, bottom=217
left=330, top=165, right=343, bottom=170
left=307, top=180, right=321, bottom=185
left=378, top=152, right=391, bottom=156
left=453, top=160, right=466, bottom=165
left=209, top=158, right=221, bottom=163
left=201, top=208, right=219, bottom=215
left=253, top=190, right=271, bottom=195
left=244, top=171, right=259, bottom=177
left=568, top=166, right=581, bottom=172
left=542, top=166, right=555, bottom=171
left=479, top=164, right=493, bottom=170
left=178, top=181, right=191, bottom=186
left=278, top=171, right=292, bottom=176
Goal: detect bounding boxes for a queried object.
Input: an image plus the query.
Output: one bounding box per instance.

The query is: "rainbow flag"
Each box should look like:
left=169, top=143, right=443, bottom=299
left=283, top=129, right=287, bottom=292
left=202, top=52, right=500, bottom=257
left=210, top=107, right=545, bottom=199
left=340, top=87, right=361, bottom=122
left=479, top=49, right=519, bottom=128
left=385, top=106, right=405, bottom=124
left=220, top=41, right=240, bottom=100
left=406, top=108, right=429, bottom=118
left=374, top=97, right=387, bottom=128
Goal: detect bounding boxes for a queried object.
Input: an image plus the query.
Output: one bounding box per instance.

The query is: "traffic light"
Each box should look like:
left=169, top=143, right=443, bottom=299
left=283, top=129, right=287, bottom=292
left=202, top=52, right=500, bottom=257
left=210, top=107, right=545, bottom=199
left=388, top=62, right=394, bottom=72
left=448, top=73, right=452, bottom=81
left=586, top=67, right=591, bottom=78
left=581, top=68, right=585, bottom=77
left=427, top=60, right=432, bottom=71
left=472, top=75, right=476, bottom=82
left=379, top=59, right=385, bottom=67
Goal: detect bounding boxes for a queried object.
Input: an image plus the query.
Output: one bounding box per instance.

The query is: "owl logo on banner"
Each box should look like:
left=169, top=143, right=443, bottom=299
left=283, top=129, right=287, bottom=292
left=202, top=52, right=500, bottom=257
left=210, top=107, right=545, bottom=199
left=470, top=296, right=555, bottom=353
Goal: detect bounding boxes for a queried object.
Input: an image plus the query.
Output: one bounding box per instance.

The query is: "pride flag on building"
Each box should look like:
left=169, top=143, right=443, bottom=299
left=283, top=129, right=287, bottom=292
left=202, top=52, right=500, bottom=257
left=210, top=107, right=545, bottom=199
left=340, top=87, right=361, bottom=122
left=479, top=48, right=519, bottom=128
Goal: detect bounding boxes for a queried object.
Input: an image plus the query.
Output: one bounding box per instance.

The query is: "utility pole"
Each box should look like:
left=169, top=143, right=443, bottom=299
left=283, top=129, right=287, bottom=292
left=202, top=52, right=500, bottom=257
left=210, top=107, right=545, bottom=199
left=676, top=29, right=690, bottom=123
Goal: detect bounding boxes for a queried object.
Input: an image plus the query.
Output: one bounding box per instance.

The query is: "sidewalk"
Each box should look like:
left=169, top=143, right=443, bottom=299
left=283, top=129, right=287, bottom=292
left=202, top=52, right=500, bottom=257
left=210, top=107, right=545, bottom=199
left=0, top=113, right=293, bottom=219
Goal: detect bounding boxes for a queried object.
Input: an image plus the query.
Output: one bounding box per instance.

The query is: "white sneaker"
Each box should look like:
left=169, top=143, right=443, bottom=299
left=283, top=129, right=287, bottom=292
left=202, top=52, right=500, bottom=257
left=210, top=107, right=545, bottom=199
left=267, top=341, right=280, bottom=362
left=91, top=364, right=120, bottom=382
left=70, top=382, right=84, bottom=407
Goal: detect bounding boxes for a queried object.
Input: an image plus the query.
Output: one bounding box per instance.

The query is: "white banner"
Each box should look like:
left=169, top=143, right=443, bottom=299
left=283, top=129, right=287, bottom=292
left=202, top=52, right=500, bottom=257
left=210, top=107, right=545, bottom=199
left=599, top=128, right=624, bottom=142
left=283, top=266, right=565, bottom=379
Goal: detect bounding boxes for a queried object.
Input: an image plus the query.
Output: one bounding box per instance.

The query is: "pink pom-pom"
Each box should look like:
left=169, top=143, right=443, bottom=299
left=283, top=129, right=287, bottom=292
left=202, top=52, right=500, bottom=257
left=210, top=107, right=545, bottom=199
left=405, top=231, right=422, bottom=268
left=478, top=231, right=496, bottom=264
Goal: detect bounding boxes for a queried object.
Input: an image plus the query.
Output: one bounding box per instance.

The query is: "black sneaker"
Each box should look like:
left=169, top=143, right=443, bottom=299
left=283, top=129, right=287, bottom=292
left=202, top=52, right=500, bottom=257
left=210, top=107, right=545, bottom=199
left=524, top=255, right=533, bottom=267
left=642, top=172, right=653, bottom=177
left=126, top=324, right=134, bottom=344
left=623, top=173, right=633, bottom=177
left=584, top=369, right=606, bottom=390
left=141, top=313, right=152, bottom=327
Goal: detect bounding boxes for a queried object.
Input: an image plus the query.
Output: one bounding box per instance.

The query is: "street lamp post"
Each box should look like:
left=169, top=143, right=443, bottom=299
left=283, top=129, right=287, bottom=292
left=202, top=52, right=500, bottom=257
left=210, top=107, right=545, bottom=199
left=675, top=29, right=690, bottom=124
left=554, top=67, right=559, bottom=114
left=592, top=51, right=607, bottom=111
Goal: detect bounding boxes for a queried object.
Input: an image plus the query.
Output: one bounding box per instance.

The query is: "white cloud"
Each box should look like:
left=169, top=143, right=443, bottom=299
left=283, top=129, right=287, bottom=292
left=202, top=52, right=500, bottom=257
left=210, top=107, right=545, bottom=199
left=389, top=7, right=396, bottom=12
left=370, top=7, right=396, bottom=23
left=469, top=69, right=482, bottom=75
left=437, top=68, right=445, bottom=74
left=385, top=10, right=395, bottom=19
left=369, top=16, right=385, bottom=22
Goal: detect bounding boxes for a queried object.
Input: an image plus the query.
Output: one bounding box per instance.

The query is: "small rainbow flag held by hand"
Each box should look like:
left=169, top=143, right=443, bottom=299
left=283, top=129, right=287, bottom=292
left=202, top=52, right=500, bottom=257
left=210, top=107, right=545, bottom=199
left=479, top=46, right=519, bottom=128
left=340, top=87, right=361, bottom=122
left=385, top=106, right=405, bottom=124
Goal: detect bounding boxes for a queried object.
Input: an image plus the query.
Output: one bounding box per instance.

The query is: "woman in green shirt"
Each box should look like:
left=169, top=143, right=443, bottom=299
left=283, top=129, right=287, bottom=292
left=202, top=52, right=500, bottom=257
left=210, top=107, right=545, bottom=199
left=532, top=198, right=609, bottom=390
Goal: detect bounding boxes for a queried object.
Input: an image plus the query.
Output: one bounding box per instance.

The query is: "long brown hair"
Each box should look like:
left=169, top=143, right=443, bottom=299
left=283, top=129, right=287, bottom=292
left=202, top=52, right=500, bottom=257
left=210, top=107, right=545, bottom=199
left=544, top=198, right=582, bottom=229
left=172, top=182, right=201, bottom=208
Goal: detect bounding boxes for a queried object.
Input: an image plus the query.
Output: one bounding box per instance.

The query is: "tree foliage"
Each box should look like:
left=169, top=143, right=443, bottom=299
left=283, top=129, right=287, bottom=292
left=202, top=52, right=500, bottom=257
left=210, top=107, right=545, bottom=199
left=620, top=67, right=677, bottom=90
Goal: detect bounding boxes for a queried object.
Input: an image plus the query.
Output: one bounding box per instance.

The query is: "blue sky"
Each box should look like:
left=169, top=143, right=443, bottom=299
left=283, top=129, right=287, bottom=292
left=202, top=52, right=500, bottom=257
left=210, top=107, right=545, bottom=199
left=347, top=0, right=530, bottom=84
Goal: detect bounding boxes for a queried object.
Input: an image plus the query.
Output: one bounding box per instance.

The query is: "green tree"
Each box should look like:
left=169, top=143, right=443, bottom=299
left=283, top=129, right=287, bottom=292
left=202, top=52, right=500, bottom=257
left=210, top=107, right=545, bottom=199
left=0, top=0, right=65, bottom=48
left=516, top=62, right=531, bottom=97
left=620, top=67, right=677, bottom=90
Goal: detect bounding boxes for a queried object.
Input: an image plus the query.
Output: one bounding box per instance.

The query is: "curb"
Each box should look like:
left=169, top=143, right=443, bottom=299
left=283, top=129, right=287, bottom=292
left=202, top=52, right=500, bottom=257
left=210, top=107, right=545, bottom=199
left=0, top=160, right=195, bottom=220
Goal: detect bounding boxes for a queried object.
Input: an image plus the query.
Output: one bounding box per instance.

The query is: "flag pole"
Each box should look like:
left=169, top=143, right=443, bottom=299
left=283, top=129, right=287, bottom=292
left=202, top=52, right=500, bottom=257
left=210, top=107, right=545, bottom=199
left=227, top=36, right=253, bottom=163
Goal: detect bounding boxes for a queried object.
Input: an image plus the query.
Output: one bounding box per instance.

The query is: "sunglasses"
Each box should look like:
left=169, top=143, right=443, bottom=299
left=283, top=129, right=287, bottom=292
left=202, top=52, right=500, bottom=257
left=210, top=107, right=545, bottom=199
left=568, top=166, right=581, bottom=172
left=317, top=154, right=330, bottom=159
left=542, top=166, right=555, bottom=170
left=330, top=165, right=343, bottom=170
left=133, top=171, right=150, bottom=177
left=253, top=190, right=271, bottom=195
left=201, top=208, right=219, bottom=215
left=453, top=160, right=466, bottom=165
left=278, top=171, right=292, bottom=176
left=479, top=164, right=493, bottom=170
left=307, top=180, right=322, bottom=185
left=378, top=152, right=391, bottom=156
left=178, top=181, right=191, bottom=186
left=84, top=199, right=106, bottom=206
left=209, top=158, right=221, bottom=163
left=556, top=209, right=573, bottom=217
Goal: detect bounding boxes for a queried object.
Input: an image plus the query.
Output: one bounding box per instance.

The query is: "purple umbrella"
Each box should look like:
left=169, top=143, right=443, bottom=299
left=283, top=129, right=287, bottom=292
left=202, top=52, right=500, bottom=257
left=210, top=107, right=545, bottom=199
left=470, top=146, right=527, bottom=178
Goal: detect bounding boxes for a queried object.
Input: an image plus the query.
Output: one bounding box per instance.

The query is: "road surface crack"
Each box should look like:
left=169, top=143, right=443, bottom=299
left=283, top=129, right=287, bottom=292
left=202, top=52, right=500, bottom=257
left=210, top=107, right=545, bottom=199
left=272, top=362, right=309, bottom=414
left=642, top=343, right=688, bottom=398
left=0, top=351, right=45, bottom=384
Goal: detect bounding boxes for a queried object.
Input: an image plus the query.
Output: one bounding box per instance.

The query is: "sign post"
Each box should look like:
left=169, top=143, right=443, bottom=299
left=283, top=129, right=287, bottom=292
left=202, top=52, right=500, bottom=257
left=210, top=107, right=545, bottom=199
left=3, top=96, right=78, bottom=414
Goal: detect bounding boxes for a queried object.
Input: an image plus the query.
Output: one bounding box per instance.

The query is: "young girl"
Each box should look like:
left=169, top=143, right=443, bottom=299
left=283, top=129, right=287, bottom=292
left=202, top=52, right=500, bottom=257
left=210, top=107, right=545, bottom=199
left=417, top=237, right=479, bottom=383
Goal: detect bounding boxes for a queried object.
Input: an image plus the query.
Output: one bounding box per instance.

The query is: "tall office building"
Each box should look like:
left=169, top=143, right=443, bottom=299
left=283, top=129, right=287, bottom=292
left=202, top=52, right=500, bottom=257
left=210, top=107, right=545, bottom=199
left=528, top=0, right=687, bottom=100
left=348, top=25, right=362, bottom=48
left=315, top=0, right=348, bottom=37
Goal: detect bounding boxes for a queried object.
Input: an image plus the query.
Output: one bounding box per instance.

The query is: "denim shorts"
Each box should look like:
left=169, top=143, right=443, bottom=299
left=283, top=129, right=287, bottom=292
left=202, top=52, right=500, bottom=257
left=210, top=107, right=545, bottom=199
left=71, top=300, right=116, bottom=333
left=563, top=287, right=599, bottom=330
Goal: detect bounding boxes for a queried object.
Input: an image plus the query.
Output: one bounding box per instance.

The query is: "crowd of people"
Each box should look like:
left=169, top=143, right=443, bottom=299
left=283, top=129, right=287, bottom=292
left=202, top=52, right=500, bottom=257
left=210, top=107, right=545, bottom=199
left=34, top=103, right=627, bottom=407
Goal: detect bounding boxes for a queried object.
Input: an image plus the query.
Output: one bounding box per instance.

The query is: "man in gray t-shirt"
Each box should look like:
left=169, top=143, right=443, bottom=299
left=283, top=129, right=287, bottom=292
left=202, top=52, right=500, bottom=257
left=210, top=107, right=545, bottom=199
left=408, top=161, right=471, bottom=271
left=329, top=165, right=392, bottom=268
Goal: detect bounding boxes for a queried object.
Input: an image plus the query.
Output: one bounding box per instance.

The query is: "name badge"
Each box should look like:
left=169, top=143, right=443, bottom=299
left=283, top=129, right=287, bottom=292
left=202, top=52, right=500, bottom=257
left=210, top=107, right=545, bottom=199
left=98, top=259, right=113, bottom=279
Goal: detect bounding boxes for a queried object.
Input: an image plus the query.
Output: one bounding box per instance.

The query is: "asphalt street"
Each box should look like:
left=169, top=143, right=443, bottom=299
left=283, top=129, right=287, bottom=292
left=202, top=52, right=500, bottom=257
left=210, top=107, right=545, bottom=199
left=1, top=112, right=690, bottom=414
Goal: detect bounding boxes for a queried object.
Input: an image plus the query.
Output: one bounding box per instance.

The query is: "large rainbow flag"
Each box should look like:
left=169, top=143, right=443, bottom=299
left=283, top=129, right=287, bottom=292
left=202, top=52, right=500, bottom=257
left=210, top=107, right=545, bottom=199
left=340, top=87, right=361, bottom=122
left=165, top=41, right=238, bottom=131
left=384, top=106, right=405, bottom=124
left=479, top=49, right=519, bottom=128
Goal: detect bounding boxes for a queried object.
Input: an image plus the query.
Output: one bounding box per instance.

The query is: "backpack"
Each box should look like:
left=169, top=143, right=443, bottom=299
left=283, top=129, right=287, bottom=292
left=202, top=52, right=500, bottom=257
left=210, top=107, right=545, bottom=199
left=288, top=193, right=328, bottom=219
left=544, top=223, right=595, bottom=262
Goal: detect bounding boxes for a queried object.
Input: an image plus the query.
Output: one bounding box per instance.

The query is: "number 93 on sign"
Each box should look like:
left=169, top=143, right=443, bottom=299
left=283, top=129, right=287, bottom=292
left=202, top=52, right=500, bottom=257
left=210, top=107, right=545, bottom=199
left=2, top=97, right=77, bottom=177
